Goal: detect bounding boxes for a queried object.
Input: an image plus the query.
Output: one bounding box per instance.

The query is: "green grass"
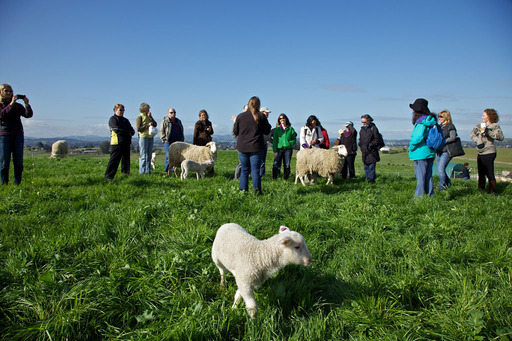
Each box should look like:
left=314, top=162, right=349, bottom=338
left=1, top=150, right=511, bottom=340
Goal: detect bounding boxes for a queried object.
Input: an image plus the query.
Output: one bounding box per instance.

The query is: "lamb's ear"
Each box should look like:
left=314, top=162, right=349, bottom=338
left=280, top=236, right=292, bottom=246
left=279, top=226, right=290, bottom=233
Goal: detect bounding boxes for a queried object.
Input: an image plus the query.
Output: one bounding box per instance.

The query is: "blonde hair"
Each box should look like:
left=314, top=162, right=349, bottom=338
left=0, top=84, right=12, bottom=92
left=438, top=110, right=452, bottom=125
left=139, top=102, right=150, bottom=113
left=248, top=96, right=261, bottom=123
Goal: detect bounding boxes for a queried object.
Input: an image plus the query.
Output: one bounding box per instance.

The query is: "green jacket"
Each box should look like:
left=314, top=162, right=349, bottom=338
left=273, top=126, right=297, bottom=152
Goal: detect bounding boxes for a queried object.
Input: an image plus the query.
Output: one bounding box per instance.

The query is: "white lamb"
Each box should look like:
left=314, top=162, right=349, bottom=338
left=180, top=159, right=215, bottom=180
left=168, top=141, right=217, bottom=176
left=50, top=140, right=68, bottom=158
left=151, top=152, right=156, bottom=169
left=212, top=223, right=312, bottom=319
left=295, top=145, right=348, bottom=186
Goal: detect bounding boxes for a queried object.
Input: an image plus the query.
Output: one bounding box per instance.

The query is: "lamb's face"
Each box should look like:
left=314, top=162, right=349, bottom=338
left=279, top=231, right=312, bottom=267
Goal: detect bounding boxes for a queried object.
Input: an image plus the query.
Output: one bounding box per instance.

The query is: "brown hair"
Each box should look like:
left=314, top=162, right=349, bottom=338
left=248, top=96, right=262, bottom=123
left=484, top=108, right=499, bottom=123
left=199, top=109, right=209, bottom=120
left=276, top=113, right=291, bottom=127
left=139, top=102, right=150, bottom=113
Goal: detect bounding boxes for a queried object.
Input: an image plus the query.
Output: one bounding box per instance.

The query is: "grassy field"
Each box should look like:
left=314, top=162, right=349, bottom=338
left=1, top=149, right=511, bottom=340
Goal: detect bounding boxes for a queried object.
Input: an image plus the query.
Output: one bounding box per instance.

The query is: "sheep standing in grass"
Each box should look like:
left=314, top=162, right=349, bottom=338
left=212, top=223, right=312, bottom=319
left=180, top=159, right=215, bottom=180
left=295, top=145, right=348, bottom=185
left=168, top=141, right=217, bottom=176
left=50, top=140, right=68, bottom=158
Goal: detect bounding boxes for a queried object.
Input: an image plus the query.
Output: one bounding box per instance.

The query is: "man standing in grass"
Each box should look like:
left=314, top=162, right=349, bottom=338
left=159, top=108, right=184, bottom=174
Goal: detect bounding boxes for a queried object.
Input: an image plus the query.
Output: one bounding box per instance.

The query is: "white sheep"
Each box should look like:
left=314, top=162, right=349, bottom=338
left=50, top=140, right=68, bottom=158
left=211, top=223, right=312, bottom=319
left=295, top=145, right=348, bottom=186
left=180, top=159, right=215, bottom=180
left=168, top=141, right=217, bottom=176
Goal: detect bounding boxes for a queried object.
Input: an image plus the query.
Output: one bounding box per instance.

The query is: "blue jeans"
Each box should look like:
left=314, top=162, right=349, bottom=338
left=260, top=146, right=268, bottom=177
left=238, top=150, right=265, bottom=194
left=414, top=158, right=434, bottom=197
left=139, top=137, right=154, bottom=174
left=0, top=134, right=24, bottom=185
left=436, top=152, right=452, bottom=190
left=273, top=148, right=292, bottom=179
left=164, top=141, right=171, bottom=173
left=363, top=163, right=376, bottom=183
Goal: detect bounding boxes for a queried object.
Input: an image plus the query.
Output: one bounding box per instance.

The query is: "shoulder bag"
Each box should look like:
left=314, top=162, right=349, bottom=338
left=446, top=137, right=465, bottom=157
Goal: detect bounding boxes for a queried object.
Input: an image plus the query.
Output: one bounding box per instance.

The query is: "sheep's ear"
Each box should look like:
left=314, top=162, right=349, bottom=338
left=279, top=226, right=290, bottom=233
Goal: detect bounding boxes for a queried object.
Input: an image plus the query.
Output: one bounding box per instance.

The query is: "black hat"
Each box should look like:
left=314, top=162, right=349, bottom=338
left=409, top=98, right=431, bottom=114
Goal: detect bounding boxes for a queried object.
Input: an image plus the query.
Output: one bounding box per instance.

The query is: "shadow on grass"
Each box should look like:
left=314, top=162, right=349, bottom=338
left=266, top=266, right=359, bottom=318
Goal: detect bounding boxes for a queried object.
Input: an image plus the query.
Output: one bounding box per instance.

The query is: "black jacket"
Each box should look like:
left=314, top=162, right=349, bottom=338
left=109, top=115, right=135, bottom=145
left=233, top=111, right=271, bottom=153
left=335, top=126, right=358, bottom=155
left=358, top=123, right=383, bottom=165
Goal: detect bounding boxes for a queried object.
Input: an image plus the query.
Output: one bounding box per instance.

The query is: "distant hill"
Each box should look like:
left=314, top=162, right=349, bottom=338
left=24, top=135, right=512, bottom=149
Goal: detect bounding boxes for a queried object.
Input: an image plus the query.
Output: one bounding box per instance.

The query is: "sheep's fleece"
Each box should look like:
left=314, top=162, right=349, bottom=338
left=212, top=223, right=312, bottom=319
left=50, top=140, right=68, bottom=158
left=168, top=141, right=217, bottom=175
left=295, top=145, right=348, bottom=185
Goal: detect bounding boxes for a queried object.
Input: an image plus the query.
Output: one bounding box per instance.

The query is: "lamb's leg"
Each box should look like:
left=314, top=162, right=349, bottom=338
left=232, top=289, right=242, bottom=308
left=196, top=172, right=200, bottom=180
left=237, top=285, right=257, bottom=319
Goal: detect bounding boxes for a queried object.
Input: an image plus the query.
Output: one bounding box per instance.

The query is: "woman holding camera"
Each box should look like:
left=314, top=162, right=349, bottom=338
left=0, top=84, right=33, bottom=185
left=470, top=108, right=504, bottom=194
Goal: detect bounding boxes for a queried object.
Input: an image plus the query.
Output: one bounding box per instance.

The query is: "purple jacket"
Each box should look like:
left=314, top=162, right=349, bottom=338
left=0, top=102, right=33, bottom=135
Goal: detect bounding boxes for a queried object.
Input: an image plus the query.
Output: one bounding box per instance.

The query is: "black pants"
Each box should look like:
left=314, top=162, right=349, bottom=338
left=105, top=143, right=131, bottom=179
left=341, top=154, right=356, bottom=178
left=477, top=153, right=496, bottom=187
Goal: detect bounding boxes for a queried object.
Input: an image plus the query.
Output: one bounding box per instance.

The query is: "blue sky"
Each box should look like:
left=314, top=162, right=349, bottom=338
left=2, top=0, right=511, bottom=140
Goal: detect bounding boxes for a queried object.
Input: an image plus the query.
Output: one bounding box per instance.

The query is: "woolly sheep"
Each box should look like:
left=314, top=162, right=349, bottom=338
left=212, top=223, right=312, bottom=319
left=168, top=141, right=217, bottom=176
left=180, top=159, right=215, bottom=180
left=295, top=145, right=348, bottom=186
left=50, top=140, right=68, bottom=158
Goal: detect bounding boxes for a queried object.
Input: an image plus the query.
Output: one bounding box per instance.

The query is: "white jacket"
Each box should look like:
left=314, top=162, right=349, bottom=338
left=300, top=126, right=324, bottom=150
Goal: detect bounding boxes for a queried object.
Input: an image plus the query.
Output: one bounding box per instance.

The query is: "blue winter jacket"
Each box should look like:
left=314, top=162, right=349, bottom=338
left=409, top=115, right=436, bottom=161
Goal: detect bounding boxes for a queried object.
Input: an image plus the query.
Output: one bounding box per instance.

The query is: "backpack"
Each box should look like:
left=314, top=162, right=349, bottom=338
left=426, top=124, right=446, bottom=150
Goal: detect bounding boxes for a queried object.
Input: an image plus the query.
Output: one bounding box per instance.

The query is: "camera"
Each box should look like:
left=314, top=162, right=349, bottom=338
left=15, top=94, right=26, bottom=100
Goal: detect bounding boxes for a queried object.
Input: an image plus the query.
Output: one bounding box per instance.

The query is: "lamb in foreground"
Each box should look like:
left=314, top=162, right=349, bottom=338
left=180, top=159, right=215, bottom=180
left=168, top=141, right=217, bottom=176
left=295, top=145, right=348, bottom=185
left=211, top=223, right=312, bottom=319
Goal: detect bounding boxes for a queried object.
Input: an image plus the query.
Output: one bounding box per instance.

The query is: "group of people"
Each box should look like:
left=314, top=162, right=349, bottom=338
left=104, top=104, right=213, bottom=180
left=409, top=98, right=504, bottom=197
left=0, top=85, right=506, bottom=197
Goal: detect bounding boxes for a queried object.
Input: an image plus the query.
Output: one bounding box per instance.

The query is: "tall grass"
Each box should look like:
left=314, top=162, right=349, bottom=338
left=1, top=150, right=511, bottom=340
